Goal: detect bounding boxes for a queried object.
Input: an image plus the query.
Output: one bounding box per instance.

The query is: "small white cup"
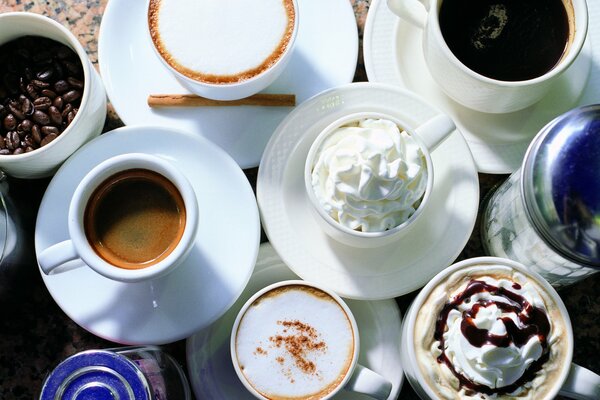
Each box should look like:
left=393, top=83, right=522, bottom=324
left=0, top=12, right=107, bottom=178
left=386, top=0, right=588, bottom=114
left=304, top=111, right=455, bottom=248
left=400, top=256, right=600, bottom=400
left=147, top=0, right=299, bottom=101
left=37, top=153, right=199, bottom=283
left=230, top=280, right=393, bottom=400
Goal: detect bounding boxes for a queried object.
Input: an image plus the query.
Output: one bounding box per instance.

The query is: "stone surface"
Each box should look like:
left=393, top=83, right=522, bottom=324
left=0, top=1, right=597, bottom=399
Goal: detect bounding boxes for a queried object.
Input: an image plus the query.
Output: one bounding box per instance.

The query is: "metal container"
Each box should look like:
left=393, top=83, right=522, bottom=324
left=40, top=346, right=191, bottom=400
left=481, top=105, right=600, bottom=287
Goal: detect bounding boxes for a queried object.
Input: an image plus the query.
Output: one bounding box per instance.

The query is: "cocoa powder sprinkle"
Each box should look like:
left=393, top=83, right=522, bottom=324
left=269, top=319, right=326, bottom=375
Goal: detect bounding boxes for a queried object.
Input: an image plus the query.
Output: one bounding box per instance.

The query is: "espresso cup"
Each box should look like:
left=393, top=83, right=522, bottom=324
left=386, top=0, right=588, bottom=114
left=230, top=280, right=393, bottom=400
left=304, top=111, right=455, bottom=248
left=147, top=0, right=299, bottom=101
left=400, top=256, right=600, bottom=400
left=37, top=153, right=199, bottom=283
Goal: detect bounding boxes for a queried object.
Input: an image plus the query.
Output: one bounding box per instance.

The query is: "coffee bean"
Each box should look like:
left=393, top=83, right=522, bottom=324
left=17, top=119, right=32, bottom=133
left=32, top=110, right=50, bottom=125
left=67, top=111, right=76, bottom=125
left=31, top=79, right=50, bottom=89
left=67, top=77, right=84, bottom=90
left=54, top=80, right=69, bottom=94
left=41, top=126, right=59, bottom=136
left=21, top=98, right=33, bottom=115
left=62, top=90, right=81, bottom=103
left=8, top=104, right=25, bottom=120
left=13, top=147, right=24, bottom=155
left=61, top=103, right=73, bottom=118
left=0, top=149, right=10, bottom=156
left=40, top=133, right=57, bottom=147
left=53, top=96, right=63, bottom=110
left=3, top=114, right=16, bottom=130
left=18, top=77, right=28, bottom=94
left=32, top=125, right=42, bottom=144
left=36, top=67, right=54, bottom=81
left=48, top=106, right=62, bottom=125
left=32, top=50, right=52, bottom=65
left=6, top=131, right=19, bottom=150
left=40, top=89, right=57, bottom=99
left=33, top=96, right=52, bottom=110
left=26, top=84, right=39, bottom=99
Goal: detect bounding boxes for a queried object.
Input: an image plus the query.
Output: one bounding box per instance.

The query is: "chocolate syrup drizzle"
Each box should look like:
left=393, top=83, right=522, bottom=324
left=434, top=280, right=551, bottom=396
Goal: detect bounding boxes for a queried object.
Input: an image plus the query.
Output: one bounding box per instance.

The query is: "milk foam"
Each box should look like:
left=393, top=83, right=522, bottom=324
left=150, top=0, right=294, bottom=82
left=235, top=286, right=354, bottom=399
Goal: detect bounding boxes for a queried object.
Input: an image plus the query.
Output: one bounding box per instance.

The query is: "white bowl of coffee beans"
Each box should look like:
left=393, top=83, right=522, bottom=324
left=0, top=12, right=107, bottom=178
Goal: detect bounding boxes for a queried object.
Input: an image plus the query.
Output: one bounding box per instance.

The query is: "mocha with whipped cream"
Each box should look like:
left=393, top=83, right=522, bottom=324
left=309, top=118, right=428, bottom=232
left=414, top=264, right=570, bottom=399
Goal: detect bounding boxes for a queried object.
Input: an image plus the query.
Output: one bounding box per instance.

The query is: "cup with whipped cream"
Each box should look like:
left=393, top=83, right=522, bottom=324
left=304, top=111, right=455, bottom=247
left=401, top=256, right=600, bottom=400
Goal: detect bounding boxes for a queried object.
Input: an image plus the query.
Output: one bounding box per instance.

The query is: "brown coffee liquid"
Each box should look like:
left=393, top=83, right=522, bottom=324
left=84, top=169, right=186, bottom=269
left=439, top=0, right=571, bottom=81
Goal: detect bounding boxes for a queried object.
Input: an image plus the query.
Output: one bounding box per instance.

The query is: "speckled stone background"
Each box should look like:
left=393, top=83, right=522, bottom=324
left=0, top=1, right=598, bottom=399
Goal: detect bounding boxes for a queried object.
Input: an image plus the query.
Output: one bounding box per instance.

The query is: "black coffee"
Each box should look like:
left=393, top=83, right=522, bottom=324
left=84, top=169, right=186, bottom=269
left=439, top=0, right=571, bottom=81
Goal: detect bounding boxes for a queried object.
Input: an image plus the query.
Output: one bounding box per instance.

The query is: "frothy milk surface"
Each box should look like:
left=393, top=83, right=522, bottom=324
left=234, top=285, right=355, bottom=399
left=149, top=0, right=295, bottom=83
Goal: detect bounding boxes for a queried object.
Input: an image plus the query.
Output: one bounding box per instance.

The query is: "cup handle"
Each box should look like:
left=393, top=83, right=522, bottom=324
left=558, top=363, right=600, bottom=400
left=344, top=363, right=393, bottom=400
left=415, top=114, right=456, bottom=152
left=386, top=0, right=428, bottom=28
left=38, top=240, right=78, bottom=274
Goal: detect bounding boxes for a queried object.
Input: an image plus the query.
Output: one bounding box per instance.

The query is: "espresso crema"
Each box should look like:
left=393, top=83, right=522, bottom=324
left=414, top=265, right=570, bottom=399
left=234, top=285, right=355, bottom=400
left=148, top=0, right=296, bottom=84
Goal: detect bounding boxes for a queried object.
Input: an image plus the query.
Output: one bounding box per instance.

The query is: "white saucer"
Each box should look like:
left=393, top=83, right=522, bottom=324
left=257, top=83, right=479, bottom=299
left=97, top=0, right=358, bottom=169
left=363, top=0, right=599, bottom=174
left=186, top=243, right=404, bottom=400
left=35, top=126, right=260, bottom=345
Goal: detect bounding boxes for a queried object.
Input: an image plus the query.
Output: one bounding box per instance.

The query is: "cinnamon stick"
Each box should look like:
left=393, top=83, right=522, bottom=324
left=148, top=93, right=296, bottom=107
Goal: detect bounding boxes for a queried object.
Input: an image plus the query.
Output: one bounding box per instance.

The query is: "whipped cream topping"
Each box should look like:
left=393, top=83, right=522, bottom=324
left=310, top=118, right=428, bottom=232
left=435, top=273, right=552, bottom=396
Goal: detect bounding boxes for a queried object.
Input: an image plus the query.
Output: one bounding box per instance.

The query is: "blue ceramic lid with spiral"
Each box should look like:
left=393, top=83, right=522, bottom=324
left=40, top=350, right=152, bottom=400
left=521, top=104, right=600, bottom=268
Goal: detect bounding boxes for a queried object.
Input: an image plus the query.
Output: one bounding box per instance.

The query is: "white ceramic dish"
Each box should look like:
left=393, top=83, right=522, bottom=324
left=363, top=0, right=599, bottom=174
left=186, top=243, right=404, bottom=400
left=98, top=0, right=358, bottom=169
left=257, top=83, right=479, bottom=300
left=35, top=126, right=260, bottom=345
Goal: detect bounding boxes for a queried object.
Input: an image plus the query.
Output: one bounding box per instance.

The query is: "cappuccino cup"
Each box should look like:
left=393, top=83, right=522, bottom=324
left=147, top=0, right=299, bottom=101
left=400, top=257, right=600, bottom=400
left=387, top=0, right=588, bottom=113
left=37, top=153, right=199, bottom=283
left=305, top=111, right=455, bottom=248
left=230, top=280, right=393, bottom=400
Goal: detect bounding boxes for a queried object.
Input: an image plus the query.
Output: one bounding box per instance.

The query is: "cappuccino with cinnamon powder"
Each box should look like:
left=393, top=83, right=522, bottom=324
left=148, top=0, right=296, bottom=84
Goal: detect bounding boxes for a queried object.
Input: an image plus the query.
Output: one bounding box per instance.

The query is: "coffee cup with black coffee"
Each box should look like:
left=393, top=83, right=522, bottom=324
left=38, top=153, right=199, bottom=282
left=386, top=0, right=588, bottom=113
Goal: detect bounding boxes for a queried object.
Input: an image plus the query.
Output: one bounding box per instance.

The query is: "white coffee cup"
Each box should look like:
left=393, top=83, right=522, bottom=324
left=37, top=153, right=199, bottom=283
left=147, top=0, right=299, bottom=101
left=304, top=111, right=455, bottom=248
left=230, top=280, right=393, bottom=400
left=386, top=0, right=588, bottom=114
left=400, top=256, right=600, bottom=400
left=0, top=12, right=107, bottom=178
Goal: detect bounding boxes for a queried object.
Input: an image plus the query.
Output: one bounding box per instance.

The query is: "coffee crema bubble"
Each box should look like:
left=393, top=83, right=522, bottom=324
left=234, top=285, right=355, bottom=400
left=84, top=169, right=186, bottom=270
left=148, top=0, right=296, bottom=84
left=414, top=265, right=570, bottom=400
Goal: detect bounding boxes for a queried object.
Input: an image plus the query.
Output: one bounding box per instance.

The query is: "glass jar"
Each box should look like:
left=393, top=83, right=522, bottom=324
left=482, top=105, right=600, bottom=287
left=40, top=346, right=191, bottom=400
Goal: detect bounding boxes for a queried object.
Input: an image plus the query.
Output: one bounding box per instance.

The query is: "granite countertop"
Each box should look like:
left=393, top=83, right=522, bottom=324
left=0, top=1, right=598, bottom=399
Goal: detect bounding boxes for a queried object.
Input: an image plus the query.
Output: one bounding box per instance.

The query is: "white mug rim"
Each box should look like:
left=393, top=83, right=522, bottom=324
left=146, top=0, right=299, bottom=89
left=403, top=256, right=574, bottom=400
left=67, top=153, right=199, bottom=283
left=230, top=279, right=360, bottom=400
left=304, top=111, right=434, bottom=241
left=0, top=12, right=94, bottom=161
left=425, top=0, right=589, bottom=87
